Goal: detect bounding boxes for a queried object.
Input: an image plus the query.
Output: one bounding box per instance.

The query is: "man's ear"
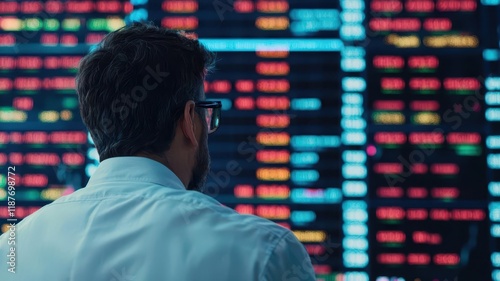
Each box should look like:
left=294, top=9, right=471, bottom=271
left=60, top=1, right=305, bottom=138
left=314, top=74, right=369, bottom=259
left=180, top=100, right=198, bottom=147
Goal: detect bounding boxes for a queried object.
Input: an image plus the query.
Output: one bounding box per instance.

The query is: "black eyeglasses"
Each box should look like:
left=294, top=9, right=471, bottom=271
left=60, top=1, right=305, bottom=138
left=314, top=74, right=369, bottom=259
left=195, top=101, right=222, bottom=134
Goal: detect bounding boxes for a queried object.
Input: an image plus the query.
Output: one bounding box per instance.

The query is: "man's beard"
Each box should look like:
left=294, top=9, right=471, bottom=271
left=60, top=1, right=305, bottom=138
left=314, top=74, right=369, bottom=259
left=187, top=131, right=210, bottom=191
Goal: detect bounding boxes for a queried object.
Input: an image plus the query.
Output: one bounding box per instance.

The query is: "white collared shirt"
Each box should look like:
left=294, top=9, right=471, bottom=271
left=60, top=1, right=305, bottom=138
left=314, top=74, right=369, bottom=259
left=0, top=156, right=315, bottom=281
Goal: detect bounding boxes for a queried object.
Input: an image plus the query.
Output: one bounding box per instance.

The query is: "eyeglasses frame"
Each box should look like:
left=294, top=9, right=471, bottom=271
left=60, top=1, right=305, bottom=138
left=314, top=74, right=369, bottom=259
left=195, top=100, right=222, bottom=134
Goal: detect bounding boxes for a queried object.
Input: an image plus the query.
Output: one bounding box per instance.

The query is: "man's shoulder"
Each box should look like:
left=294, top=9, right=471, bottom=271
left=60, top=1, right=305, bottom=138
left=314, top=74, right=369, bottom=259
left=155, top=189, right=292, bottom=243
left=26, top=184, right=292, bottom=245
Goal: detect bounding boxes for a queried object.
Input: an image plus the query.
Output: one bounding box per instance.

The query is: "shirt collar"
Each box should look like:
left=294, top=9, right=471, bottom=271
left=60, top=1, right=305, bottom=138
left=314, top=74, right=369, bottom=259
left=86, top=156, right=185, bottom=190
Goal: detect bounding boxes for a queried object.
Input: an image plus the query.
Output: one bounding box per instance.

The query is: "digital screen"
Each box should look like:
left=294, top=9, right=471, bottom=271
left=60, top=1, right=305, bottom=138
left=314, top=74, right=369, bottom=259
left=1, top=0, right=500, bottom=280
left=0, top=0, right=130, bottom=253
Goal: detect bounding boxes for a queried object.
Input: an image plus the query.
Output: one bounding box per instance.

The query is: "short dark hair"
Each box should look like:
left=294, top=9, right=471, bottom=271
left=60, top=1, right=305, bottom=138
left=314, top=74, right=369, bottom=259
left=76, top=22, right=216, bottom=161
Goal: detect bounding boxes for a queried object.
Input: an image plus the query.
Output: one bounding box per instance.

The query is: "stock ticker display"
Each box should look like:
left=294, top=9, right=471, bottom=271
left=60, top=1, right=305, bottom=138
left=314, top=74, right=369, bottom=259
left=1, top=0, right=500, bottom=280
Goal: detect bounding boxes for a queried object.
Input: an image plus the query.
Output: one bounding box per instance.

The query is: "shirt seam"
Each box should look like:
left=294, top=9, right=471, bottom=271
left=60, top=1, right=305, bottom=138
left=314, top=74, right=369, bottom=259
left=258, top=230, right=292, bottom=281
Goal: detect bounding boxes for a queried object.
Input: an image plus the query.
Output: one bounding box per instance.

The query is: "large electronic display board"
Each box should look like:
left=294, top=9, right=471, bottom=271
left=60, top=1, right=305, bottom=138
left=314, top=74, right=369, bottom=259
left=1, top=0, right=500, bottom=280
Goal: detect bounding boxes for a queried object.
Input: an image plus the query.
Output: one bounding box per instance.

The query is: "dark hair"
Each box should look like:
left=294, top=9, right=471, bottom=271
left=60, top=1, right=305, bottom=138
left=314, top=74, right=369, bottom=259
left=76, top=22, right=216, bottom=161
